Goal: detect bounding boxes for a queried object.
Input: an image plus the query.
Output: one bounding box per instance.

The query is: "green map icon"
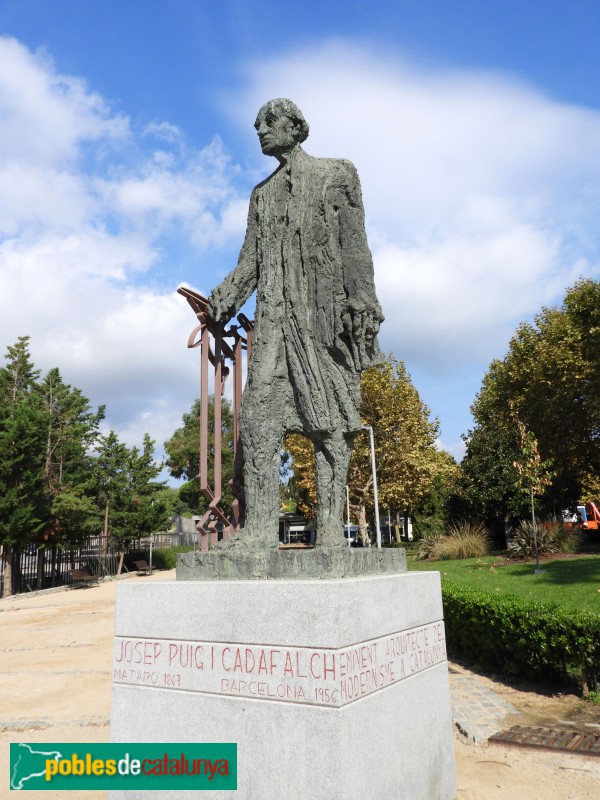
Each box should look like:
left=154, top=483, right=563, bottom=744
left=10, top=743, right=63, bottom=789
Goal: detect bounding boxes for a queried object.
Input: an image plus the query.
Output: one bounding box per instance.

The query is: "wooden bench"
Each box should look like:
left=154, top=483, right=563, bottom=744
left=70, top=568, right=99, bottom=587
left=134, top=560, right=153, bottom=575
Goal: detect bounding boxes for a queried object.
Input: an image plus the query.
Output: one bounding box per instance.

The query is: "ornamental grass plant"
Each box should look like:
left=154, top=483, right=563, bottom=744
left=414, top=521, right=490, bottom=561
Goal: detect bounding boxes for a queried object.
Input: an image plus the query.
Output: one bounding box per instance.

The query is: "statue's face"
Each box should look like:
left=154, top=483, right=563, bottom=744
left=254, top=106, right=299, bottom=157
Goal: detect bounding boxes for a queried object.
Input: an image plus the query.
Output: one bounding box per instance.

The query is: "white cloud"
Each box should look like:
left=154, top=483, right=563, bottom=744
left=436, top=438, right=466, bottom=463
left=0, top=38, right=128, bottom=167
left=0, top=36, right=247, bottom=463
left=4, top=33, right=600, bottom=461
left=143, top=121, right=183, bottom=144
left=94, top=137, right=243, bottom=245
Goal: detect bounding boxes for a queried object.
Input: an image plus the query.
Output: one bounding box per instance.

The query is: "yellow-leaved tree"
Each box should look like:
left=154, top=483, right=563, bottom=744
left=285, top=355, right=440, bottom=542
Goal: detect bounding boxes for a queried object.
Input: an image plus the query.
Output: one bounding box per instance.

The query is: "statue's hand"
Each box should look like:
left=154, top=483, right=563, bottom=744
left=343, top=303, right=384, bottom=369
left=207, top=287, right=231, bottom=324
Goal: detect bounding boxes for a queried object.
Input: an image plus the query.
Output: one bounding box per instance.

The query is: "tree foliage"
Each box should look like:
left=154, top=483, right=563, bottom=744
left=93, top=431, right=169, bottom=573
left=121, top=433, right=170, bottom=544
left=286, top=354, right=440, bottom=537
left=412, top=450, right=460, bottom=538
left=460, top=278, right=600, bottom=530
left=0, top=338, right=46, bottom=595
left=457, top=416, right=527, bottom=535
left=0, top=337, right=168, bottom=592
left=39, top=368, right=105, bottom=545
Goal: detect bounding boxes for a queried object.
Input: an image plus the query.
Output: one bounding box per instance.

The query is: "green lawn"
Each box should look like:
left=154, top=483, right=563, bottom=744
left=409, top=555, right=600, bottom=615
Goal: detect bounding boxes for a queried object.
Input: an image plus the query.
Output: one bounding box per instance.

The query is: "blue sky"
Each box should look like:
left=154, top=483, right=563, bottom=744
left=1, top=0, right=600, bottom=468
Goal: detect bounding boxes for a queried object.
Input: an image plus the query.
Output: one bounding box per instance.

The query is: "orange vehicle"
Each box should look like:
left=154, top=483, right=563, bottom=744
left=562, top=502, right=600, bottom=531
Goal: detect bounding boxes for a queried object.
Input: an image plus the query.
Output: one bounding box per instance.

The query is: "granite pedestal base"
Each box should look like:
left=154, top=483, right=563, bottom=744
left=177, top=546, right=407, bottom=580
left=110, top=572, right=457, bottom=799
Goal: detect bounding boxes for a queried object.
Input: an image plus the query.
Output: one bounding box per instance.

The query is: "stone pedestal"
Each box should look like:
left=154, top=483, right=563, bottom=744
left=110, top=570, right=456, bottom=799
left=177, top=546, right=407, bottom=580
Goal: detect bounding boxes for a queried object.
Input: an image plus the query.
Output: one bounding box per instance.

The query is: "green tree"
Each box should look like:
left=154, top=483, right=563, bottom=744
left=39, top=368, right=105, bottom=551
left=164, top=397, right=235, bottom=517
left=412, top=450, right=460, bottom=538
left=2, top=336, right=40, bottom=401
left=456, top=418, right=527, bottom=540
left=92, top=431, right=170, bottom=574
left=0, top=337, right=46, bottom=595
left=513, top=412, right=554, bottom=569
left=116, top=434, right=169, bottom=574
left=93, top=430, right=130, bottom=545
left=461, top=278, right=600, bottom=529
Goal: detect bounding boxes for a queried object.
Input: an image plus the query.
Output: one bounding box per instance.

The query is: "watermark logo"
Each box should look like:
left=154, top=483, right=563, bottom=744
left=10, top=742, right=237, bottom=790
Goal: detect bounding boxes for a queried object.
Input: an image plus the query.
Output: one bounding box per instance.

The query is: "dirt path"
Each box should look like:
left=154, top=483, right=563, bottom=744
left=2, top=572, right=600, bottom=799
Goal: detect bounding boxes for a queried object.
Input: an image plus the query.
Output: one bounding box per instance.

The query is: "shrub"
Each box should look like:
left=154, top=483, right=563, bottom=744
left=553, top=525, right=579, bottom=554
left=508, top=520, right=577, bottom=559
left=413, top=521, right=490, bottom=561
left=152, top=545, right=197, bottom=570
left=442, top=580, right=600, bottom=692
left=125, top=545, right=195, bottom=571
left=414, top=535, right=444, bottom=561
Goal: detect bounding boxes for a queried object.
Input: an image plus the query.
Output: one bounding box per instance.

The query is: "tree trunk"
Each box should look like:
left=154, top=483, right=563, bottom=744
left=581, top=669, right=590, bottom=698
left=117, top=548, right=125, bottom=576
left=531, top=484, right=541, bottom=569
left=357, top=504, right=371, bottom=547
left=3, top=544, right=13, bottom=597
left=103, top=498, right=110, bottom=555
left=395, top=510, right=403, bottom=541
left=503, top=515, right=511, bottom=549
left=45, top=424, right=52, bottom=484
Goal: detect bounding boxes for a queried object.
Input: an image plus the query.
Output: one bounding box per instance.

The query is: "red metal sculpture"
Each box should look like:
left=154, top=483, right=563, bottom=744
left=177, top=286, right=253, bottom=550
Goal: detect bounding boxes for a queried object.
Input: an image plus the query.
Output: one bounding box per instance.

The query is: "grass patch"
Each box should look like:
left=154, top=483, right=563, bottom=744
left=410, top=555, right=600, bottom=615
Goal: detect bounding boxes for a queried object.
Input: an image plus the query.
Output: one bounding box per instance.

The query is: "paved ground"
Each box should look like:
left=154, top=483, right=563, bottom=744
left=450, top=670, right=518, bottom=743
left=2, top=570, right=600, bottom=799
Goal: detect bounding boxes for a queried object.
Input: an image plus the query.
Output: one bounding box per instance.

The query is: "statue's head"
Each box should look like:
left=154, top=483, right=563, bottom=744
left=254, top=99, right=309, bottom=160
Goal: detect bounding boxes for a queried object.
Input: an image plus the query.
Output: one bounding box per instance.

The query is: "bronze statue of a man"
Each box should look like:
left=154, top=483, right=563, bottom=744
left=208, top=98, right=383, bottom=548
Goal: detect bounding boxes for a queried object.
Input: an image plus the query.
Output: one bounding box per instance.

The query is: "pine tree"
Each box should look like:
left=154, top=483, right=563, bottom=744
left=92, top=430, right=130, bottom=551
left=118, top=434, right=169, bottom=572
left=93, top=432, right=169, bottom=574
left=39, top=368, right=105, bottom=551
left=0, top=337, right=46, bottom=595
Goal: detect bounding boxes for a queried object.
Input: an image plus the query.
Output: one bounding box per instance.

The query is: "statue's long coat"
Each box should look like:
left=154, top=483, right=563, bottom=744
left=209, top=147, right=383, bottom=436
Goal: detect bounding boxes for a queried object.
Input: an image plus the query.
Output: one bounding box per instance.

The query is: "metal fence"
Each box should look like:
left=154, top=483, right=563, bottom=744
left=0, top=532, right=179, bottom=598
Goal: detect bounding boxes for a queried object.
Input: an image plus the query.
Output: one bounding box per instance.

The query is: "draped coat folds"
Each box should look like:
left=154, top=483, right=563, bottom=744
left=208, top=147, right=383, bottom=436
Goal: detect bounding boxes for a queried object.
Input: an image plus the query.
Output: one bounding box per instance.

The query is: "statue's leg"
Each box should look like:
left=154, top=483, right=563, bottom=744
left=238, top=402, right=283, bottom=547
left=211, top=406, right=282, bottom=550
left=313, top=430, right=355, bottom=548
left=210, top=338, right=286, bottom=550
